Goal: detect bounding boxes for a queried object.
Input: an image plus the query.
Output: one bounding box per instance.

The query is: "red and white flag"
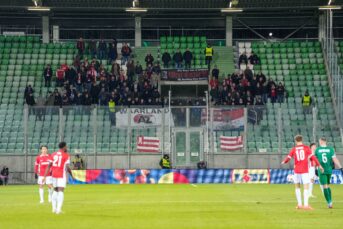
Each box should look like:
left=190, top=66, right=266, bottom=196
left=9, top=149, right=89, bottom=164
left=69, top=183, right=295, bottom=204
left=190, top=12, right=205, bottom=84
left=137, top=136, right=160, bottom=153
left=220, top=136, right=243, bottom=151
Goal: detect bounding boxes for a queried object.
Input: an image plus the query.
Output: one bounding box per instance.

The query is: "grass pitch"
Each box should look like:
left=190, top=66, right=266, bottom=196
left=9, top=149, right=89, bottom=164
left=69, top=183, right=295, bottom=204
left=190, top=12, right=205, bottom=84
left=0, top=184, right=342, bottom=229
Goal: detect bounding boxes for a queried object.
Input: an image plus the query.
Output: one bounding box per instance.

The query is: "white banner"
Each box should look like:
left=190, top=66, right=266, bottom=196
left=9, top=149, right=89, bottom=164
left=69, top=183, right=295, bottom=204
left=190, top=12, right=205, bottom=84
left=116, top=108, right=174, bottom=127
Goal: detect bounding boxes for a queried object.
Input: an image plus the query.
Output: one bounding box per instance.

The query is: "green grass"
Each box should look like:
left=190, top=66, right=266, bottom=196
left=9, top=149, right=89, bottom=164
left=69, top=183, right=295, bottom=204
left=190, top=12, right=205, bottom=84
left=0, top=184, right=342, bottom=229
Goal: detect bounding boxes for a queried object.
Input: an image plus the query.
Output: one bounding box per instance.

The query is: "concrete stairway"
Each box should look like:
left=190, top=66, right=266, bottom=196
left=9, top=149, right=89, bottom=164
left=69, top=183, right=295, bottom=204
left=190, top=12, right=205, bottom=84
left=212, top=46, right=235, bottom=81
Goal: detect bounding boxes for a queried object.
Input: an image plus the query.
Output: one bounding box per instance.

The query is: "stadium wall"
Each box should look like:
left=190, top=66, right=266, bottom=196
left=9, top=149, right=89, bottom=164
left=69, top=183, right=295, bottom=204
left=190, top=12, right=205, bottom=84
left=2, top=154, right=343, bottom=184
left=66, top=169, right=343, bottom=185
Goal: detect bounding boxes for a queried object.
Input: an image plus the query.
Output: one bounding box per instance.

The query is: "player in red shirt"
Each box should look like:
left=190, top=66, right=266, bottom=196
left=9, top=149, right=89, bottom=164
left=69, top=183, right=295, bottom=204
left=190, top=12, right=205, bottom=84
left=281, top=135, right=323, bottom=210
left=34, top=145, right=53, bottom=203
left=43, top=142, right=73, bottom=214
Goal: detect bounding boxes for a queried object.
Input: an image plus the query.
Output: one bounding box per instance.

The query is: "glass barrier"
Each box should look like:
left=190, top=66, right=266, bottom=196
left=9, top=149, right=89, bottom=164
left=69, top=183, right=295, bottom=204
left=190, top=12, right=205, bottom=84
left=210, top=106, right=246, bottom=154
left=0, top=105, right=339, bottom=158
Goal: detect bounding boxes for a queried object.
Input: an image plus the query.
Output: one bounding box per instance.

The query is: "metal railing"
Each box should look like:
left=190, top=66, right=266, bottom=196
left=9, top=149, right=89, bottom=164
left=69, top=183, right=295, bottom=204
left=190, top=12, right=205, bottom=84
left=321, top=10, right=343, bottom=143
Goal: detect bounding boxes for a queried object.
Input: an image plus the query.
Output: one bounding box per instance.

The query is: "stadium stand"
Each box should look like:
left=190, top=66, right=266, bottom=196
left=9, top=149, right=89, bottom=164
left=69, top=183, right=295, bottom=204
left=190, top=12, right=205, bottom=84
left=134, top=36, right=235, bottom=79
left=335, top=40, right=343, bottom=71
left=236, top=41, right=342, bottom=153
left=0, top=34, right=342, bottom=155
left=0, top=35, right=163, bottom=154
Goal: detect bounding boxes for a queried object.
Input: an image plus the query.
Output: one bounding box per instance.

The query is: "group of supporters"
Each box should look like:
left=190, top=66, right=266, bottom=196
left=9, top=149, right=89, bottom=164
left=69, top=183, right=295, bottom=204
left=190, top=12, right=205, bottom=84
left=210, top=67, right=286, bottom=106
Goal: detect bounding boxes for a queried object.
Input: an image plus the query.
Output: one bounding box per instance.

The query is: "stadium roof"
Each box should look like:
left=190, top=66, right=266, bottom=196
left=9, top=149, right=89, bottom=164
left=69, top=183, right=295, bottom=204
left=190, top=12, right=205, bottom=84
left=0, top=0, right=342, bottom=12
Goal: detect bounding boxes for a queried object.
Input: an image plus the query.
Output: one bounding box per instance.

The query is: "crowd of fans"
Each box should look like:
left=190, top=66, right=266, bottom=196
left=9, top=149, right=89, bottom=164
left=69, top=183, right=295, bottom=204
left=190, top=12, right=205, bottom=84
left=210, top=66, right=286, bottom=106
left=76, top=37, right=132, bottom=65
left=238, top=51, right=260, bottom=67
left=160, top=48, right=195, bottom=69
left=24, top=39, right=163, bottom=108
left=23, top=38, right=287, bottom=109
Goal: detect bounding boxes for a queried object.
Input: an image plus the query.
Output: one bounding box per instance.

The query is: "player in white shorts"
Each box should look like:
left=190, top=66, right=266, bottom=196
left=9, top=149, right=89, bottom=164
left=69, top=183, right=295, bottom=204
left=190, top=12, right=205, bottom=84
left=34, top=146, right=53, bottom=203
left=43, top=142, right=73, bottom=214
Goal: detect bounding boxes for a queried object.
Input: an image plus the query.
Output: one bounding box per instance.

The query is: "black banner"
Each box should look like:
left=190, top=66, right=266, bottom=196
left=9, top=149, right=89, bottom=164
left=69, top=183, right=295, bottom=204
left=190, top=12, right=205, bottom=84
left=161, top=69, right=209, bottom=81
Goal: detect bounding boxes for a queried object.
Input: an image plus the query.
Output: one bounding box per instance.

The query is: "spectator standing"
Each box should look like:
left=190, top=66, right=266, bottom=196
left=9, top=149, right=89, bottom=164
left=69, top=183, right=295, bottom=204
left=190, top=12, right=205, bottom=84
left=277, top=82, right=285, bottom=103
left=99, top=88, right=108, bottom=106
left=35, top=96, right=46, bottom=121
left=0, top=166, right=9, bottom=185
left=111, top=62, right=120, bottom=78
left=244, top=66, right=253, bottom=81
left=76, top=37, right=85, bottom=57
left=205, top=43, right=214, bottom=69
left=72, top=154, right=84, bottom=170
left=43, top=64, right=53, bottom=87
left=25, top=92, right=35, bottom=106
left=212, top=65, right=219, bottom=79
left=239, top=52, right=248, bottom=66
left=126, top=60, right=135, bottom=82
left=88, top=39, right=97, bottom=58
left=162, top=50, right=171, bottom=68
left=98, top=39, right=107, bottom=60
left=108, top=43, right=118, bottom=63
left=56, top=67, right=65, bottom=87
left=262, top=82, right=269, bottom=104
left=24, top=85, right=34, bottom=100
left=302, top=90, right=312, bottom=114
left=135, top=61, right=143, bottom=76
left=121, top=43, right=132, bottom=65
left=183, top=48, right=193, bottom=69
left=53, top=90, right=62, bottom=106
left=249, top=51, right=260, bottom=65
left=108, top=98, right=116, bottom=126
left=90, top=82, right=100, bottom=104
left=151, top=64, right=161, bottom=89
left=145, top=53, right=154, bottom=67
left=270, top=85, right=277, bottom=103
left=173, top=49, right=183, bottom=69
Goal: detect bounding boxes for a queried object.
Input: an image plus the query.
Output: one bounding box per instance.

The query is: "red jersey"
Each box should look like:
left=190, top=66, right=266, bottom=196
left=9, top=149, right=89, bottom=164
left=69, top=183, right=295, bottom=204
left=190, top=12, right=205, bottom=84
left=49, top=150, right=70, bottom=178
left=34, top=154, right=52, bottom=176
left=283, top=144, right=320, bottom=174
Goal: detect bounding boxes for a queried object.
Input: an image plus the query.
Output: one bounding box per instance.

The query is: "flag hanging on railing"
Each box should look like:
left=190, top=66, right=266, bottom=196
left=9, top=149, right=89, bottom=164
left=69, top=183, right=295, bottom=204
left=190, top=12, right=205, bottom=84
left=137, top=136, right=160, bottom=153
left=220, top=136, right=243, bottom=151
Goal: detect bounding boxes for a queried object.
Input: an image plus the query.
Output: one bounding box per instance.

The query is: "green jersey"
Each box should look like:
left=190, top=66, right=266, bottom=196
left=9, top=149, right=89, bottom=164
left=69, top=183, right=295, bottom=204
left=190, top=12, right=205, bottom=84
left=315, top=146, right=336, bottom=174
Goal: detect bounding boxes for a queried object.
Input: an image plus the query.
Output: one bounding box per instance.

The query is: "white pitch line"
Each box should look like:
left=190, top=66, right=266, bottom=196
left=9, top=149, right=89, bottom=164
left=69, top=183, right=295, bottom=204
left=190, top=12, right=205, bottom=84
left=191, top=184, right=198, bottom=188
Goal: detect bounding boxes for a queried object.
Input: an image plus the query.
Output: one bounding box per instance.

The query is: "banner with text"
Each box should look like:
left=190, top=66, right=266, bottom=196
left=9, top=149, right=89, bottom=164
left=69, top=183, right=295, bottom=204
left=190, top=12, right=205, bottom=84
left=161, top=69, right=209, bottom=81
left=69, top=169, right=232, bottom=184
left=116, top=108, right=174, bottom=127
left=202, top=108, right=244, bottom=130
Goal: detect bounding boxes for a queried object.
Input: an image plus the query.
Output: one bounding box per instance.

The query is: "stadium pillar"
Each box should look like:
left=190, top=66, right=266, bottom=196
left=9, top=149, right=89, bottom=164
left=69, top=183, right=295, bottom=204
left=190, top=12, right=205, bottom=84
left=23, top=105, right=29, bottom=184
left=318, top=13, right=325, bottom=42
left=225, top=16, right=233, bottom=47
left=135, top=16, right=142, bottom=47
left=52, top=25, right=60, bottom=43
left=42, top=16, right=49, bottom=44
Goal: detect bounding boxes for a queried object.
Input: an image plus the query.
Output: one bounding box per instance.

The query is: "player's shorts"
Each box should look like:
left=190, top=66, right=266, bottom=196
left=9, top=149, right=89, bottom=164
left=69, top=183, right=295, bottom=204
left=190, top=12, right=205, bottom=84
left=293, top=173, right=310, bottom=184
left=318, top=174, right=331, bottom=185
left=52, top=177, right=67, bottom=188
left=38, top=176, right=52, bottom=185
left=309, top=167, right=316, bottom=180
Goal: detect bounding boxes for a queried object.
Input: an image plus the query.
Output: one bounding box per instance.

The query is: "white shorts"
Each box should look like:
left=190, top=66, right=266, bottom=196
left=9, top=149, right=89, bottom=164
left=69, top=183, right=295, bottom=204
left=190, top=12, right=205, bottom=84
left=38, top=176, right=52, bottom=185
left=309, top=167, right=316, bottom=180
left=293, top=173, right=310, bottom=184
left=52, top=177, right=67, bottom=188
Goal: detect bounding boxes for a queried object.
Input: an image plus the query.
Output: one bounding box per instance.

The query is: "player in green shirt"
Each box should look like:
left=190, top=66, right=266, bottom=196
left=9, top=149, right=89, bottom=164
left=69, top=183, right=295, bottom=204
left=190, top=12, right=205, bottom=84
left=315, top=137, right=343, bottom=208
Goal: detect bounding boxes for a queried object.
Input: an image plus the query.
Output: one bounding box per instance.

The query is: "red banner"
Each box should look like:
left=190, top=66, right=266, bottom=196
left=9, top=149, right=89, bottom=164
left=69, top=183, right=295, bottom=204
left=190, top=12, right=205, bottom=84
left=161, top=69, right=209, bottom=81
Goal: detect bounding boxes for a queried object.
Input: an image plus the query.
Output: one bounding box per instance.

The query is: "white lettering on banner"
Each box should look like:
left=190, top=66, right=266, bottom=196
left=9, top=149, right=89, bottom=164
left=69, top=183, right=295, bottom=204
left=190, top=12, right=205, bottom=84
left=331, top=172, right=343, bottom=184
left=116, top=108, right=174, bottom=127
